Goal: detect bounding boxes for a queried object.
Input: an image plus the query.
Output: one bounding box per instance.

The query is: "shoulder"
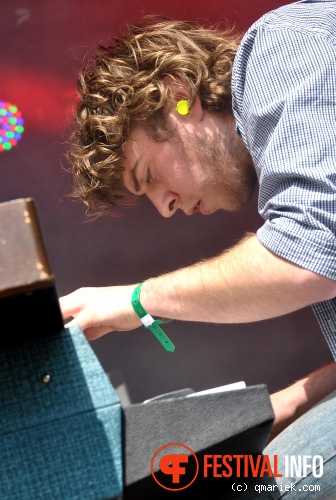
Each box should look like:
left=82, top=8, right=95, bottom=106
left=233, top=0, right=336, bottom=91
left=232, top=0, right=336, bottom=152
left=237, top=0, right=336, bottom=50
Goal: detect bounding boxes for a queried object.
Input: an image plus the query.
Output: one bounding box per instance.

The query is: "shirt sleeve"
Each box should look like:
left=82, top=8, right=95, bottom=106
left=232, top=10, right=336, bottom=280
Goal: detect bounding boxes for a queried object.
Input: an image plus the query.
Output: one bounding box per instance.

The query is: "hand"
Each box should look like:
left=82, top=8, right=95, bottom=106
left=268, top=389, right=296, bottom=443
left=268, top=361, right=336, bottom=443
left=59, top=285, right=142, bottom=340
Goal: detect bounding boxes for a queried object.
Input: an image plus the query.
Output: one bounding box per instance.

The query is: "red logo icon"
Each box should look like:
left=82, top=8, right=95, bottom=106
left=151, top=442, right=199, bottom=491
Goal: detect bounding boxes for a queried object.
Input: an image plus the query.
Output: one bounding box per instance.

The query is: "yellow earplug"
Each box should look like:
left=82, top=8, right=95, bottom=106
left=176, top=100, right=190, bottom=116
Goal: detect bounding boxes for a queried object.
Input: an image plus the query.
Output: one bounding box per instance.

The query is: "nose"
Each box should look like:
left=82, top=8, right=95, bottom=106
left=146, top=186, right=179, bottom=218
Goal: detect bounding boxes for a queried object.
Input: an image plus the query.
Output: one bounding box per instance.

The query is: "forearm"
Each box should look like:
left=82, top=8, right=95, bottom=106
left=59, top=233, right=336, bottom=339
left=269, top=361, right=336, bottom=441
left=141, top=233, right=336, bottom=323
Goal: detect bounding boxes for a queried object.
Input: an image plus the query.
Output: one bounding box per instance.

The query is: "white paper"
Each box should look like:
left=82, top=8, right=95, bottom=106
left=186, top=381, right=246, bottom=397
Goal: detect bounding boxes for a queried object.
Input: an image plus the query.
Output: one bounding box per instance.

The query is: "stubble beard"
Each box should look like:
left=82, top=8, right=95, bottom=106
left=185, top=129, right=258, bottom=212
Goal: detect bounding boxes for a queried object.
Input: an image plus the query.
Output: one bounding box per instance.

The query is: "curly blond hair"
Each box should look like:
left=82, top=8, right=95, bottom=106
left=67, top=16, right=241, bottom=216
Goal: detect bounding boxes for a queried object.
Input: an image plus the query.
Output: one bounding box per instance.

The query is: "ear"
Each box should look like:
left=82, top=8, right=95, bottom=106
left=163, top=77, right=204, bottom=122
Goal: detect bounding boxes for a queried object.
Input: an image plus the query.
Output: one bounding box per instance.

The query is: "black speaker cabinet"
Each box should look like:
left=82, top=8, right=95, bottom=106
left=123, top=384, right=274, bottom=499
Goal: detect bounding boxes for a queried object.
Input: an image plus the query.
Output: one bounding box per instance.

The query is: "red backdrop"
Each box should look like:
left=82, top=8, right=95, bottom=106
left=0, top=0, right=331, bottom=403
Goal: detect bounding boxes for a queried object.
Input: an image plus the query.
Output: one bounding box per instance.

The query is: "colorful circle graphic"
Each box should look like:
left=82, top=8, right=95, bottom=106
left=0, top=101, right=24, bottom=152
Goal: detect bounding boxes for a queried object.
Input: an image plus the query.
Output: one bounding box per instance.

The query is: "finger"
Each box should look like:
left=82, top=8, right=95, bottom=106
left=59, top=296, right=82, bottom=320
left=62, top=311, right=113, bottom=340
left=84, top=326, right=114, bottom=341
left=63, top=318, right=77, bottom=328
left=63, top=310, right=91, bottom=331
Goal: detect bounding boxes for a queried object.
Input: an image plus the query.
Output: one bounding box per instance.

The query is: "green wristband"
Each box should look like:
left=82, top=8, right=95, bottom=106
left=131, top=283, right=175, bottom=352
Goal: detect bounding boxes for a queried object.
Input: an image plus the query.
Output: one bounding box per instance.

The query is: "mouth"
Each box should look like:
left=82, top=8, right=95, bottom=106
left=185, top=200, right=201, bottom=216
left=196, top=200, right=211, bottom=215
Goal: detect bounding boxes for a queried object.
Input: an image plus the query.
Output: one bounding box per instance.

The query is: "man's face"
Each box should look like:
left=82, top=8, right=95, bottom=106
left=122, top=111, right=257, bottom=218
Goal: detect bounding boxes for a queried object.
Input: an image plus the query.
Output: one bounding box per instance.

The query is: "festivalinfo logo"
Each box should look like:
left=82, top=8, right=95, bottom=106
left=151, top=443, right=324, bottom=493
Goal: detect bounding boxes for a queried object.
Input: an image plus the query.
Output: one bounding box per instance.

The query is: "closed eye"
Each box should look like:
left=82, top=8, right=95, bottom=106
left=146, top=168, right=153, bottom=185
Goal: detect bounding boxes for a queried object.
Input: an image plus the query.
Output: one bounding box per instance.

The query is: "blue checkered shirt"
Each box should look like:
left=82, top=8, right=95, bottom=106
left=232, top=0, right=336, bottom=358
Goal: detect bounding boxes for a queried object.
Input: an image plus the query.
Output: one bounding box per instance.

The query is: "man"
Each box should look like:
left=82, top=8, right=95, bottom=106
left=60, top=0, right=336, bottom=495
